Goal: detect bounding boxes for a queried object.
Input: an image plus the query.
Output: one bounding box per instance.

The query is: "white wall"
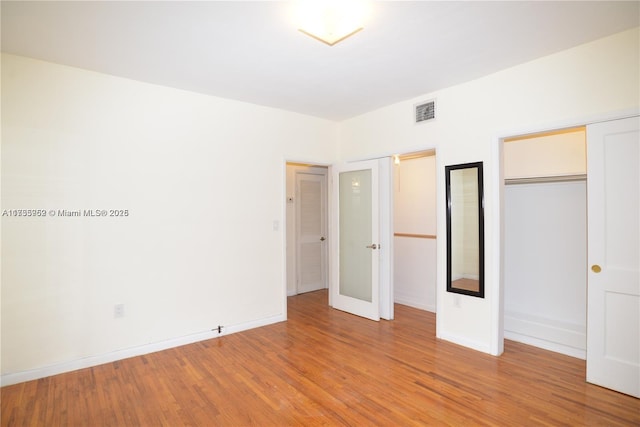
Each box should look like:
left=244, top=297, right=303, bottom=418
left=1, top=53, right=339, bottom=383
left=393, top=155, right=437, bottom=312
left=339, top=27, right=640, bottom=354
left=504, top=181, right=587, bottom=358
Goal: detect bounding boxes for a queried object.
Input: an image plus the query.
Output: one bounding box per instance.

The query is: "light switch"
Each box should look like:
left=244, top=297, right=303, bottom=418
left=273, top=220, right=279, bottom=231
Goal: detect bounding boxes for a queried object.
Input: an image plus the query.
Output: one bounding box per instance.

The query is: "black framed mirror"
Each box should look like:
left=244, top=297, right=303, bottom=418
left=445, top=161, right=484, bottom=298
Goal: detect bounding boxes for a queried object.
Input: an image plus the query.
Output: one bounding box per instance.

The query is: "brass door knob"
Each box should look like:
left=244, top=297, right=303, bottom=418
left=591, top=265, right=602, bottom=273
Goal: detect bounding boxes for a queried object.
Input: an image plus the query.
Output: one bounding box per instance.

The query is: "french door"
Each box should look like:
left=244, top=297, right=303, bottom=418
left=586, top=116, right=640, bottom=398
left=330, top=160, right=380, bottom=321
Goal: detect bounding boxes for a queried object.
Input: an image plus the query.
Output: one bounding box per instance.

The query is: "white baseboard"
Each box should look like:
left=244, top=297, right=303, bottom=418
left=504, top=331, right=586, bottom=359
left=394, top=295, right=436, bottom=313
left=1, top=314, right=286, bottom=387
left=504, top=311, right=586, bottom=359
left=437, top=331, right=492, bottom=355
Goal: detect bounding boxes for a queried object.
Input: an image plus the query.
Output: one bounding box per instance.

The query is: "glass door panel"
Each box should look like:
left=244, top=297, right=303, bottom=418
left=339, top=169, right=372, bottom=302
left=331, top=160, right=380, bottom=321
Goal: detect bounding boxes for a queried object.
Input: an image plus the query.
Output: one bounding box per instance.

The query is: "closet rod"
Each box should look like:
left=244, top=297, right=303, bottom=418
left=394, top=233, right=437, bottom=239
left=504, top=174, right=586, bottom=186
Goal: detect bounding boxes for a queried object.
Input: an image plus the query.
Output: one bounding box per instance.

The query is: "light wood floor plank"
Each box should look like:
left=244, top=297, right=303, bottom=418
left=2, top=289, right=639, bottom=426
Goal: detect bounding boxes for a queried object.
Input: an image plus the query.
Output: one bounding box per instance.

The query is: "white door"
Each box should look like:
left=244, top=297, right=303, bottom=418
left=331, top=160, right=380, bottom=321
left=296, top=171, right=327, bottom=293
left=586, top=116, right=640, bottom=398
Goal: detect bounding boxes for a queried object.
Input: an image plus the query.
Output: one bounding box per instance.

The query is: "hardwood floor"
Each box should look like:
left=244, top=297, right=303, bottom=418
left=2, top=289, right=639, bottom=426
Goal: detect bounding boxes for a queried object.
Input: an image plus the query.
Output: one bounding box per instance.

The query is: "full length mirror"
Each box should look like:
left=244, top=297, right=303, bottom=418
left=445, top=161, right=484, bottom=298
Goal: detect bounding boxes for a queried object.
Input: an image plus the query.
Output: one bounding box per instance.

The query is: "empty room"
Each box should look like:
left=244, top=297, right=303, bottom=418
left=2, top=1, right=639, bottom=425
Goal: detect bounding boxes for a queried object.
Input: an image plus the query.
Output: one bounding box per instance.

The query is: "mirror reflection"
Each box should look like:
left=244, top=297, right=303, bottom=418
left=446, top=162, right=484, bottom=298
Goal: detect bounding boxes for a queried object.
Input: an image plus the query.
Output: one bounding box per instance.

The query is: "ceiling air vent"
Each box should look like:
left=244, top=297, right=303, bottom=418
left=415, top=99, right=436, bottom=124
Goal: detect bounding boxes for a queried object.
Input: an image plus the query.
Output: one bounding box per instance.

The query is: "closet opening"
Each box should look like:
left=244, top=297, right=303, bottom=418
left=502, top=127, right=587, bottom=359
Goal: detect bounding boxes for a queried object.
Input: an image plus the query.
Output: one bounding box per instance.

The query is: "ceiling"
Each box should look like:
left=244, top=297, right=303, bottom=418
left=2, top=1, right=638, bottom=121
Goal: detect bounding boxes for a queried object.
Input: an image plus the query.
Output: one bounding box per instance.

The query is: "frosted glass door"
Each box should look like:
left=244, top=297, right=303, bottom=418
left=331, top=160, right=380, bottom=321
left=339, top=169, right=372, bottom=301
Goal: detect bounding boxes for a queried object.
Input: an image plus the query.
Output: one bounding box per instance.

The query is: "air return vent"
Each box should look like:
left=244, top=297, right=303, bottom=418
left=415, top=99, right=436, bottom=123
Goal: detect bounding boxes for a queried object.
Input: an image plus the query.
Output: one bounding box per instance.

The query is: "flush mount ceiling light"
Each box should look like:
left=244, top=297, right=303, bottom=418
left=295, top=0, right=367, bottom=46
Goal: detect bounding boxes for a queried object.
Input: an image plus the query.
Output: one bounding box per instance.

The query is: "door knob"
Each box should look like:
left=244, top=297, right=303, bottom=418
left=320, top=237, right=325, bottom=241
left=366, top=244, right=378, bottom=250
left=591, top=264, right=602, bottom=273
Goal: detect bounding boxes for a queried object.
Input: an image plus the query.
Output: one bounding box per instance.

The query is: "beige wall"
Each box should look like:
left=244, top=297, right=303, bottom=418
left=504, top=129, right=586, bottom=179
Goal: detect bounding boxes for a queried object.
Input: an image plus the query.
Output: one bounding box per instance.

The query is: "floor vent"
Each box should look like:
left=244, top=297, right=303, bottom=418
left=415, top=100, right=436, bottom=124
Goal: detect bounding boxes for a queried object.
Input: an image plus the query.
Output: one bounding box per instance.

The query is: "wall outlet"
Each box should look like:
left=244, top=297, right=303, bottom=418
left=114, top=303, right=125, bottom=318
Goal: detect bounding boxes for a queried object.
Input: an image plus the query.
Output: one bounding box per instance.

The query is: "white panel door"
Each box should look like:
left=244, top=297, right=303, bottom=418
left=331, top=160, right=380, bottom=321
left=586, top=116, right=640, bottom=398
left=296, top=172, right=327, bottom=293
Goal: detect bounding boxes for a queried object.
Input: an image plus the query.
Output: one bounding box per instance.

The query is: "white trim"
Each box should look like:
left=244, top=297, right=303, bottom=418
left=282, top=159, right=289, bottom=318
left=505, top=331, right=586, bottom=360
left=1, top=314, right=285, bottom=387
left=435, top=150, right=445, bottom=340
left=327, top=165, right=335, bottom=308
left=342, top=145, right=438, bottom=164
left=394, top=296, right=436, bottom=313
left=504, top=311, right=586, bottom=356
left=490, top=134, right=505, bottom=356
left=496, top=108, right=640, bottom=141
left=379, top=157, right=394, bottom=320
left=284, top=158, right=332, bottom=168
left=438, top=331, right=491, bottom=354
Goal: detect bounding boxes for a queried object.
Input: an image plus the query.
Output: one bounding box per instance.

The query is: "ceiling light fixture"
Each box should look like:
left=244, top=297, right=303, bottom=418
left=295, top=0, right=367, bottom=46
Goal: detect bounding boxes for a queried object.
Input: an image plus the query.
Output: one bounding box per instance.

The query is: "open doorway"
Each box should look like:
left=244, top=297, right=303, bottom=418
left=285, top=163, right=329, bottom=297
left=392, top=150, right=438, bottom=313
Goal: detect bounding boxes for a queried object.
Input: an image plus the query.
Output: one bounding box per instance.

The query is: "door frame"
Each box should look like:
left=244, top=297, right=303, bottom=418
left=284, top=161, right=331, bottom=318
left=491, top=107, right=640, bottom=357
